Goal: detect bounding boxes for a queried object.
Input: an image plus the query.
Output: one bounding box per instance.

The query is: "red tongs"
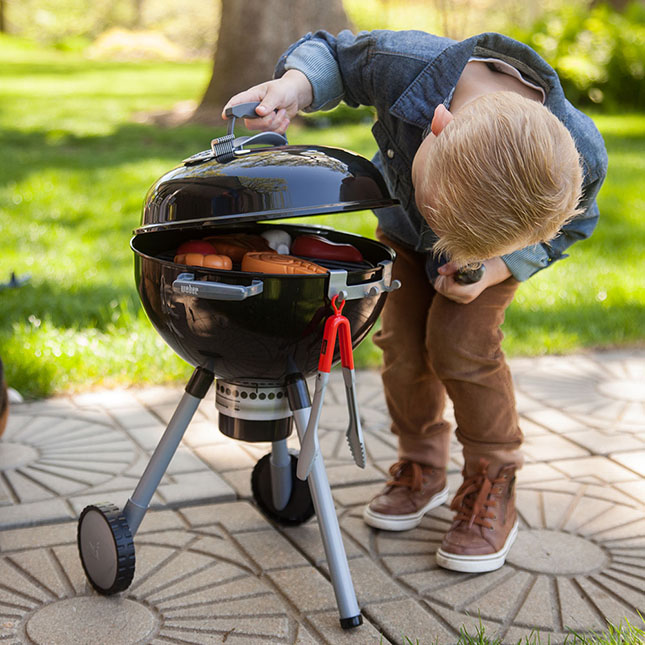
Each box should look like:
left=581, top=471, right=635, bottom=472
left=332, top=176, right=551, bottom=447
left=297, top=295, right=366, bottom=480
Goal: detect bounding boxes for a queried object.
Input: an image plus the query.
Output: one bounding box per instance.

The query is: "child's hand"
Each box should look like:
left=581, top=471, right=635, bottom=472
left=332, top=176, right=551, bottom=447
left=434, top=258, right=512, bottom=304
left=222, top=70, right=313, bottom=134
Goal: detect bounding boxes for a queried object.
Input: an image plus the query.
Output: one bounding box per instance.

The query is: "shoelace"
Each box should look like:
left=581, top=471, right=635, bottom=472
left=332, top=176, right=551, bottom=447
left=450, top=459, right=507, bottom=530
left=386, top=460, right=425, bottom=493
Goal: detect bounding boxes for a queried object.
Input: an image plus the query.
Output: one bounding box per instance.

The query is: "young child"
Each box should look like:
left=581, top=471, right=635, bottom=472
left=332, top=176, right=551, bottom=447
left=223, top=30, right=608, bottom=573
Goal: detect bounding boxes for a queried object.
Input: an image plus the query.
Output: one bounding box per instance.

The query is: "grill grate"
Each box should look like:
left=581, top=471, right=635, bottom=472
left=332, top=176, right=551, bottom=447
left=156, top=249, right=373, bottom=272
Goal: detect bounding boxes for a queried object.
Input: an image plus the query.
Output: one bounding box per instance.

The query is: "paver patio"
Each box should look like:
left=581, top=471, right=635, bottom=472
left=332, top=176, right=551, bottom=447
left=0, top=349, right=643, bottom=644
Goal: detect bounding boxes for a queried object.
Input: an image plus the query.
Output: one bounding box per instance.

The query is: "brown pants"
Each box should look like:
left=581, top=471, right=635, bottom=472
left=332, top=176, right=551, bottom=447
left=373, top=229, right=524, bottom=476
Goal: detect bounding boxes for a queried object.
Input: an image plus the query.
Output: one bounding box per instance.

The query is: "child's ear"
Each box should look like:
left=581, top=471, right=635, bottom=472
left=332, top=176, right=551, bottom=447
left=431, top=104, right=454, bottom=136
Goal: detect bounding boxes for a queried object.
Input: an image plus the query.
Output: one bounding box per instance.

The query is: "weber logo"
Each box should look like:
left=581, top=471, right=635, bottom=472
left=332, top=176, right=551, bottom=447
left=180, top=284, right=199, bottom=295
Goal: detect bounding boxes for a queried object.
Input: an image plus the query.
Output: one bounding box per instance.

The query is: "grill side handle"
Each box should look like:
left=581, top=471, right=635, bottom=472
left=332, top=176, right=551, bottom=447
left=327, top=261, right=401, bottom=302
left=172, top=273, right=263, bottom=301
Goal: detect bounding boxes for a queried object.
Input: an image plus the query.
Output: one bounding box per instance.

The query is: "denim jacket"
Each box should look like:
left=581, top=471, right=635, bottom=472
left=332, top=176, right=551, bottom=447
left=275, top=30, right=608, bottom=281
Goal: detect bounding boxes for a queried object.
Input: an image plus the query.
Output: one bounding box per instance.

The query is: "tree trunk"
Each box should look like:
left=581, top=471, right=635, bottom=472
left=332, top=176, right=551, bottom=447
left=132, top=0, right=144, bottom=29
left=0, top=0, right=6, bottom=33
left=194, top=0, right=351, bottom=123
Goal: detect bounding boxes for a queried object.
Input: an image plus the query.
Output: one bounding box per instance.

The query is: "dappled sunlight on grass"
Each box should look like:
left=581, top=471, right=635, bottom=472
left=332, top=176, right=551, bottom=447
left=3, top=317, right=191, bottom=396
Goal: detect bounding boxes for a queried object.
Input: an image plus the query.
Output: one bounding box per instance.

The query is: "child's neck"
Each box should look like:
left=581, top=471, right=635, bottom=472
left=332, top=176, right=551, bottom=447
left=450, top=61, right=542, bottom=113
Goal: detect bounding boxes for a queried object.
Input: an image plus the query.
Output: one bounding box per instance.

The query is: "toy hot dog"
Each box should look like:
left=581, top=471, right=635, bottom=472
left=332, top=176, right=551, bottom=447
left=175, top=252, right=233, bottom=270
left=291, top=235, right=364, bottom=263
left=174, top=240, right=232, bottom=270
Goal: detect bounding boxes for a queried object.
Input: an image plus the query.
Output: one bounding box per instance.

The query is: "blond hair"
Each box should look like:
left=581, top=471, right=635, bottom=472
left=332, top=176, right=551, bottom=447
left=419, top=92, right=583, bottom=267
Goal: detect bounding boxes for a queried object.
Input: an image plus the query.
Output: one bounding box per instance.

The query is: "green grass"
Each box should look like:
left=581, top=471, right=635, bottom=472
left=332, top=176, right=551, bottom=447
left=0, top=35, right=643, bottom=398
left=392, top=615, right=645, bottom=643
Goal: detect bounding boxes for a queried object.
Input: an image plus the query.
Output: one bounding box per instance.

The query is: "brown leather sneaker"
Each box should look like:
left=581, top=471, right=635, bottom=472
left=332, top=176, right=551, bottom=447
left=436, top=459, right=518, bottom=573
left=363, top=460, right=449, bottom=531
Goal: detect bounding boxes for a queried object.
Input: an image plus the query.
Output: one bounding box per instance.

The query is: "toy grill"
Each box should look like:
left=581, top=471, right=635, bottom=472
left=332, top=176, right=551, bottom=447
left=76, top=103, right=399, bottom=629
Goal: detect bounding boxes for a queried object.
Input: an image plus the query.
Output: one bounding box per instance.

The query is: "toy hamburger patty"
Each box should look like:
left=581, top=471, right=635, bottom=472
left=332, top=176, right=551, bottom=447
left=242, top=252, right=328, bottom=275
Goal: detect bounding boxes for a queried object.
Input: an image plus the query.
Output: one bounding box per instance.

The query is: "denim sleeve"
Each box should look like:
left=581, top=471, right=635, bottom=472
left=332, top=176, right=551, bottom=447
left=275, top=30, right=376, bottom=112
left=502, top=174, right=604, bottom=281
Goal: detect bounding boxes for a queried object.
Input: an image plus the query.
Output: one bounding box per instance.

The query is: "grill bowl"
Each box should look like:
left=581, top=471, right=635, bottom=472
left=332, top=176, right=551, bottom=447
left=132, top=223, right=394, bottom=381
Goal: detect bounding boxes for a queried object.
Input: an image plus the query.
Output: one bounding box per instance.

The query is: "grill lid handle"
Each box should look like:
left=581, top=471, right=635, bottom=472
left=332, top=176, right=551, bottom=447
left=224, top=101, right=265, bottom=134
left=172, top=273, right=263, bottom=301
left=232, top=131, right=288, bottom=149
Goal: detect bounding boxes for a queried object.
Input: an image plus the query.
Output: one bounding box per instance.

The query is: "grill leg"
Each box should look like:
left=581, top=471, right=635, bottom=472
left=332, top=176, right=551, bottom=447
left=286, top=374, right=362, bottom=630
left=270, top=439, right=293, bottom=511
left=123, top=367, right=214, bottom=536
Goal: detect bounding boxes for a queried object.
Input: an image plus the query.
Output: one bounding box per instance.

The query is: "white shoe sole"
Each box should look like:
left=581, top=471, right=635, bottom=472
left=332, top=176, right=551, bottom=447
left=7, top=387, right=23, bottom=404
left=363, top=484, right=450, bottom=531
left=435, top=518, right=519, bottom=573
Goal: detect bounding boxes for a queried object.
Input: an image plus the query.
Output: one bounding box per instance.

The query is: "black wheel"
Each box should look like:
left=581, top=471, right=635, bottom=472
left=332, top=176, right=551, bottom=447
left=251, top=452, right=315, bottom=526
left=77, top=502, right=135, bottom=595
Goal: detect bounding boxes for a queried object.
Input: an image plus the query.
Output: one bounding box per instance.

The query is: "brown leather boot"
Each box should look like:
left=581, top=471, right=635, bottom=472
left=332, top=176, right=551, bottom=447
left=363, top=460, right=449, bottom=531
left=436, top=459, right=518, bottom=572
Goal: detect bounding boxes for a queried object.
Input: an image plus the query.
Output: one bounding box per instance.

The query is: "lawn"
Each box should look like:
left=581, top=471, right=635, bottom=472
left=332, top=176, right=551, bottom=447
left=1, top=35, right=644, bottom=398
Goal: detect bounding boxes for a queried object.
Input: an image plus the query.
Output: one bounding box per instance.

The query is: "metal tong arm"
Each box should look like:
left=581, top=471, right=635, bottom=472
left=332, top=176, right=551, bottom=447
left=342, top=364, right=366, bottom=469
left=297, top=371, right=327, bottom=480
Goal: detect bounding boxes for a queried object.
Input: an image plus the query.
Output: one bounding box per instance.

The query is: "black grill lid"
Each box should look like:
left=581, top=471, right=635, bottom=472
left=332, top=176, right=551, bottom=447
left=136, top=103, right=397, bottom=234
left=137, top=144, right=398, bottom=234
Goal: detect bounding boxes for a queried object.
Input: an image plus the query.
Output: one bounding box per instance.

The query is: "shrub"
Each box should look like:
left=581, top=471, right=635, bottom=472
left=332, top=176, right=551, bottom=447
left=87, top=28, right=185, bottom=62
left=509, top=1, right=645, bottom=111
left=300, top=103, right=376, bottom=128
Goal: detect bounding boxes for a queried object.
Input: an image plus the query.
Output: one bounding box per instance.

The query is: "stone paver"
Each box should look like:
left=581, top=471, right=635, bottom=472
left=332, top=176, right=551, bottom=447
left=0, top=398, right=236, bottom=531
left=0, top=349, right=644, bottom=644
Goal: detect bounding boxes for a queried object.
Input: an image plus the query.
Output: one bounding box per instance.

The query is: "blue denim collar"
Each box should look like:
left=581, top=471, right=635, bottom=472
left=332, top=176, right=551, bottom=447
left=421, top=91, right=455, bottom=140
left=390, top=39, right=474, bottom=128
left=390, top=32, right=560, bottom=130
